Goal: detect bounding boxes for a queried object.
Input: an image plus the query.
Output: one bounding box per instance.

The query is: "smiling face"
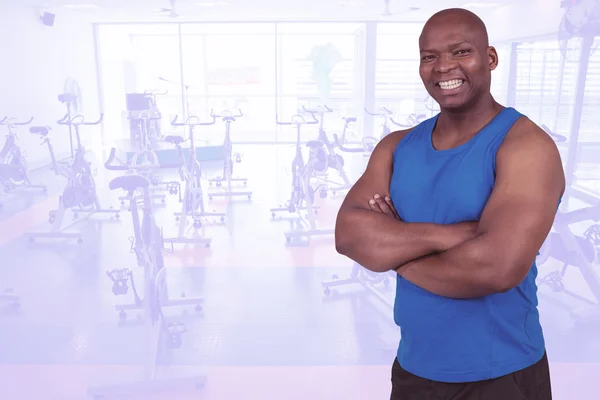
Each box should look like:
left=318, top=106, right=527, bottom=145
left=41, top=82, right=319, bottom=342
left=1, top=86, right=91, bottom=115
left=419, top=9, right=498, bottom=111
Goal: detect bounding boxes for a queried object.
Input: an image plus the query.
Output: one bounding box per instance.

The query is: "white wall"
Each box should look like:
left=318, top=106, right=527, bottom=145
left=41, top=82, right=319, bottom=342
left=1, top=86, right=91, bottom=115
left=0, top=4, right=99, bottom=168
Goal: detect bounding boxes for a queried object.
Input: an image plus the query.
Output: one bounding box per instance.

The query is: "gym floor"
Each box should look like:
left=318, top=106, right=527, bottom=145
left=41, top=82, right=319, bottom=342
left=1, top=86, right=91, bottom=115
left=0, top=144, right=599, bottom=399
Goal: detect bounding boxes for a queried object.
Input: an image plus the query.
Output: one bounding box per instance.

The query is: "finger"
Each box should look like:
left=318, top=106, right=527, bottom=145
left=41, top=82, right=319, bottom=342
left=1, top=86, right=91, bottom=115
left=384, top=196, right=401, bottom=220
left=368, top=198, right=380, bottom=212
left=374, top=194, right=395, bottom=217
left=369, top=198, right=384, bottom=213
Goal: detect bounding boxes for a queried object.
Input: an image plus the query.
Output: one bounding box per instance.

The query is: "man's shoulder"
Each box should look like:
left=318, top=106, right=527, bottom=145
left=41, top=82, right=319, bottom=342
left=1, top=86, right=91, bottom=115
left=503, top=115, right=556, bottom=151
left=495, top=113, right=565, bottom=195
left=379, top=128, right=413, bottom=151
left=499, top=115, right=563, bottom=174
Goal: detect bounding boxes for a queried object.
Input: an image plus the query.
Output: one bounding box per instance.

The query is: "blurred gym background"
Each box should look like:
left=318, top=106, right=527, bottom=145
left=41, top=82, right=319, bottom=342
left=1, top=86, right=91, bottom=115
left=0, top=0, right=599, bottom=399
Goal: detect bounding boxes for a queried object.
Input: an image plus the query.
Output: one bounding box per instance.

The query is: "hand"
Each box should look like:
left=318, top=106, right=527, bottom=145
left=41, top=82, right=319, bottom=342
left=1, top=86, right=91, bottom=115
left=369, top=193, right=401, bottom=220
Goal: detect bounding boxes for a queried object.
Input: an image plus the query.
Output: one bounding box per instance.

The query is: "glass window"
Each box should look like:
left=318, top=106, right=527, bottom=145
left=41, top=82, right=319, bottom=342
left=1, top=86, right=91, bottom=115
left=574, top=37, right=600, bottom=194
left=97, top=24, right=133, bottom=142
left=180, top=23, right=277, bottom=142
left=130, top=29, right=183, bottom=135
left=276, top=23, right=363, bottom=141
left=98, top=22, right=368, bottom=144
left=277, top=24, right=360, bottom=98
left=491, top=44, right=511, bottom=105
left=514, top=40, right=578, bottom=136
left=97, top=24, right=182, bottom=142
left=374, top=23, right=424, bottom=136
left=581, top=37, right=600, bottom=141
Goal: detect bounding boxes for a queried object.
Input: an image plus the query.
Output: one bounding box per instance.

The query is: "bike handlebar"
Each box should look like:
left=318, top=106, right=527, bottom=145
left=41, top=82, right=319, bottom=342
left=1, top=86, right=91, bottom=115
left=171, top=114, right=217, bottom=126
left=71, top=114, right=104, bottom=126
left=104, top=147, right=181, bottom=171
left=332, top=133, right=365, bottom=153
left=211, top=109, right=243, bottom=119
left=57, top=114, right=70, bottom=125
left=129, top=111, right=161, bottom=121
left=57, top=113, right=103, bottom=126
left=144, top=89, right=168, bottom=96
left=389, top=117, right=409, bottom=127
left=541, top=124, right=567, bottom=143
left=1, top=116, right=34, bottom=126
left=276, top=113, right=319, bottom=125
left=365, top=107, right=393, bottom=117
left=390, top=113, right=428, bottom=128
left=302, top=105, right=333, bottom=114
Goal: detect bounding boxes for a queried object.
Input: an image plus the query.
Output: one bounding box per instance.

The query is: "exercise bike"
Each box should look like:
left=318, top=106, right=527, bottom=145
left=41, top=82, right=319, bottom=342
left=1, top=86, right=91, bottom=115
left=207, top=109, right=252, bottom=200
left=58, top=93, right=80, bottom=160
left=269, top=113, right=334, bottom=245
left=302, top=105, right=354, bottom=195
left=128, top=89, right=167, bottom=145
left=88, top=171, right=205, bottom=399
left=119, top=110, right=169, bottom=206
left=333, top=130, right=377, bottom=174
left=322, top=126, right=394, bottom=301
left=27, top=114, right=119, bottom=244
left=390, top=113, right=428, bottom=129
left=163, top=114, right=226, bottom=247
left=365, top=107, right=394, bottom=140
left=536, top=200, right=600, bottom=324
left=535, top=129, right=600, bottom=326
left=0, top=116, right=46, bottom=197
left=322, top=261, right=396, bottom=305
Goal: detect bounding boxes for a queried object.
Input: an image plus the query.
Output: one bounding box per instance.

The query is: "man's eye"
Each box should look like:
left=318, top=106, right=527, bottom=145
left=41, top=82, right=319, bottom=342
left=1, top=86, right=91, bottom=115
left=421, top=55, right=434, bottom=61
left=455, top=49, right=470, bottom=55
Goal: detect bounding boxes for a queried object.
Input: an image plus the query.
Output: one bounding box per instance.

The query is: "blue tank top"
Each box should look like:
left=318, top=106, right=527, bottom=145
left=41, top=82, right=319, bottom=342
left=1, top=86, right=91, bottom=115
left=389, top=107, right=546, bottom=383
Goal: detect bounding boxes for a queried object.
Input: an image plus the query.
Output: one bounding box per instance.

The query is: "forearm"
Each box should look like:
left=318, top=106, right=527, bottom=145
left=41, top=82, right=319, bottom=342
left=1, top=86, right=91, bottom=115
left=397, top=233, right=510, bottom=298
left=335, top=208, right=470, bottom=272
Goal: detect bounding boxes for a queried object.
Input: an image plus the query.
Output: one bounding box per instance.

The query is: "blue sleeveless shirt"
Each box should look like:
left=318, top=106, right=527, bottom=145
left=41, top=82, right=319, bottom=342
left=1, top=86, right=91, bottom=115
left=390, top=107, right=546, bottom=383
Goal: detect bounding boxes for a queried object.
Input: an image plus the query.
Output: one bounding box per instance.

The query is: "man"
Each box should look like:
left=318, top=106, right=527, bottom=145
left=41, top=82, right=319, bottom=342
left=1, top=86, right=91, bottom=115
left=335, top=8, right=564, bottom=400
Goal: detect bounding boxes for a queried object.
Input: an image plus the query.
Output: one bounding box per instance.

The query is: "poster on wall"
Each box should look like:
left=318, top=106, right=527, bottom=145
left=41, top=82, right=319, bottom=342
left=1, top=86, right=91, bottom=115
left=307, top=43, right=343, bottom=104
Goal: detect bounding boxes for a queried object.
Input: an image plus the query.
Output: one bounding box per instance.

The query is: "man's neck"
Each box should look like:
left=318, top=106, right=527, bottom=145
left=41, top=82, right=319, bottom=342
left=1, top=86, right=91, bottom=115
left=436, top=94, right=503, bottom=138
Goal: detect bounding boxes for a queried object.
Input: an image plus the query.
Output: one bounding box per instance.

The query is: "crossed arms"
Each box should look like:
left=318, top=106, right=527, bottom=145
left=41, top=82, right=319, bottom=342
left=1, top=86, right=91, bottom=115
left=335, top=118, right=565, bottom=299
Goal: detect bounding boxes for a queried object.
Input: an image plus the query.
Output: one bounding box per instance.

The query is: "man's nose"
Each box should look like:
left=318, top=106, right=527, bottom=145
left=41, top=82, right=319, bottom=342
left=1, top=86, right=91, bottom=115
left=435, top=55, right=458, bottom=74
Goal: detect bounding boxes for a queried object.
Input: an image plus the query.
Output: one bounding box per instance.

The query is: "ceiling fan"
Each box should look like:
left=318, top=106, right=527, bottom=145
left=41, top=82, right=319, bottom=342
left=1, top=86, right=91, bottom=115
left=374, top=0, right=420, bottom=18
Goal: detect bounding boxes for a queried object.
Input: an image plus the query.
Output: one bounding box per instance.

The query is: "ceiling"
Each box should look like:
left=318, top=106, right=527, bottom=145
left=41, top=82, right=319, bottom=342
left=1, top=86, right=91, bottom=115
left=17, top=0, right=524, bottom=23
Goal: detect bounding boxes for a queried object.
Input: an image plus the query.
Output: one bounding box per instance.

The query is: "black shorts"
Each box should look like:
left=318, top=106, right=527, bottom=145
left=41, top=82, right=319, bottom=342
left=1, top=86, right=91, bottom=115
left=390, top=352, right=552, bottom=400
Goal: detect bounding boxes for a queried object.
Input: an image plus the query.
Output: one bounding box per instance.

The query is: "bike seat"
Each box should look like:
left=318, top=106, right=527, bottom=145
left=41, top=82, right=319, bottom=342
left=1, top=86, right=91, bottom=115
left=164, top=135, right=185, bottom=145
left=344, top=117, right=357, bottom=123
left=58, top=93, right=78, bottom=103
left=109, top=174, right=150, bottom=192
left=306, top=140, right=324, bottom=150
left=30, top=126, right=50, bottom=136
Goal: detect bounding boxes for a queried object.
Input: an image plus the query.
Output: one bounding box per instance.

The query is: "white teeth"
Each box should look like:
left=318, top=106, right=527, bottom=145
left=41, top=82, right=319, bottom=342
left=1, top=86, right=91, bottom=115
left=439, top=79, right=464, bottom=90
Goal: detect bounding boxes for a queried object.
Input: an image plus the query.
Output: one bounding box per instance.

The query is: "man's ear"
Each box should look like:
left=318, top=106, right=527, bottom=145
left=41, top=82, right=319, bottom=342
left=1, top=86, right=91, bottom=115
left=488, top=46, right=499, bottom=70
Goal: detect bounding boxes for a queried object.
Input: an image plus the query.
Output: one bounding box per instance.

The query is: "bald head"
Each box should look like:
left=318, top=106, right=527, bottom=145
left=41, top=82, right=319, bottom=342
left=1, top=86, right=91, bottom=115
left=417, top=8, right=498, bottom=111
left=421, top=8, right=489, bottom=49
